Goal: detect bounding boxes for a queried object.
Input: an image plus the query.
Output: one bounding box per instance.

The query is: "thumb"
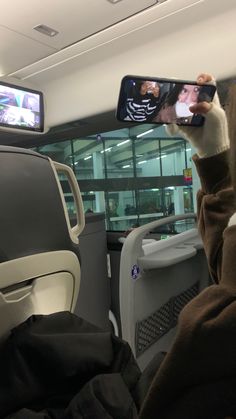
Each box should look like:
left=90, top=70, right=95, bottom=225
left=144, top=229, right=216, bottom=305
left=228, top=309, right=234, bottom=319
left=189, top=88, right=220, bottom=114
left=189, top=101, right=212, bottom=115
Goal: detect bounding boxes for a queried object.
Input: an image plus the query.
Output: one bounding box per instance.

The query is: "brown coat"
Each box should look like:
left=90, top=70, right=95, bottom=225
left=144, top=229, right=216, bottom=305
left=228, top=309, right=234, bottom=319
left=139, top=150, right=236, bottom=419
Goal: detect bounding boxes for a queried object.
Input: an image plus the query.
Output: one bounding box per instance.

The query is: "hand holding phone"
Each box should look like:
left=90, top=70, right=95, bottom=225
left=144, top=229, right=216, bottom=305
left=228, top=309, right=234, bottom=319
left=116, top=75, right=216, bottom=127
left=166, top=73, right=230, bottom=158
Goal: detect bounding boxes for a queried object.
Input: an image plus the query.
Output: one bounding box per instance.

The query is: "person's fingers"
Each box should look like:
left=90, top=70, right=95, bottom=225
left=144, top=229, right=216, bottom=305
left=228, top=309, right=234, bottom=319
left=197, top=73, right=215, bottom=85
left=195, top=73, right=220, bottom=110
left=189, top=101, right=212, bottom=114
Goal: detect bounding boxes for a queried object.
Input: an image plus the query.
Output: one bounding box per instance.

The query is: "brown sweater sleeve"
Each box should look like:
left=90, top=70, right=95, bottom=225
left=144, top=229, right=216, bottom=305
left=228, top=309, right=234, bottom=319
left=192, top=150, right=235, bottom=283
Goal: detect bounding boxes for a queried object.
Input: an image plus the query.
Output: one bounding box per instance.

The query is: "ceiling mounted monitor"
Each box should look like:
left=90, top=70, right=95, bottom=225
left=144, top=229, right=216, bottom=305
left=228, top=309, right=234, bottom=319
left=0, top=81, right=44, bottom=134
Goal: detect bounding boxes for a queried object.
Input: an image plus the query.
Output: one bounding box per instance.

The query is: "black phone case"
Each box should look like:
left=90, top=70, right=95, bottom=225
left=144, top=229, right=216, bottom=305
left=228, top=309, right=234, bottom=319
left=116, top=75, right=216, bottom=127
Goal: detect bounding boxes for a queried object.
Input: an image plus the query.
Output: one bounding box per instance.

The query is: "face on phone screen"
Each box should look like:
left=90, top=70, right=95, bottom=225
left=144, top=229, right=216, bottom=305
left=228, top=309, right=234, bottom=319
left=116, top=76, right=216, bottom=127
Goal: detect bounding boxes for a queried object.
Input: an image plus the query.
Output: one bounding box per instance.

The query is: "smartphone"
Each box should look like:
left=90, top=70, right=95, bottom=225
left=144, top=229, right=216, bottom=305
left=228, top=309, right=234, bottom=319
left=116, top=75, right=216, bottom=127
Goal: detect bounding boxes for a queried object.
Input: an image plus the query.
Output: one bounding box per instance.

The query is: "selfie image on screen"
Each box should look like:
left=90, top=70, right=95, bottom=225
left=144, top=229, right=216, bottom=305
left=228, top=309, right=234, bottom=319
left=0, top=84, right=41, bottom=130
left=119, top=78, right=213, bottom=126
left=151, top=82, right=201, bottom=125
left=121, top=79, right=163, bottom=123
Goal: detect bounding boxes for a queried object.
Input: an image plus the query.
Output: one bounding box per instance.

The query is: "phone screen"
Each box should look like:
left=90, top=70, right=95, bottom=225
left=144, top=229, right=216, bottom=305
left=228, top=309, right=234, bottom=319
left=116, top=75, right=216, bottom=127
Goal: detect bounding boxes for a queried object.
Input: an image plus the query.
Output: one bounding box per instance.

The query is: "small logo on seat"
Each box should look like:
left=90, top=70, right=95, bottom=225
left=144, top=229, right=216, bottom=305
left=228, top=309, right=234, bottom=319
left=131, top=264, right=140, bottom=280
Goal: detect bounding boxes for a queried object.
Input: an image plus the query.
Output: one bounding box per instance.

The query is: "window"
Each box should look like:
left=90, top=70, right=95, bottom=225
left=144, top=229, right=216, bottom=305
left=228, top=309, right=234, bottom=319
left=38, top=141, right=73, bottom=168
left=73, top=137, right=104, bottom=179
left=35, top=124, right=195, bottom=231
left=160, top=139, right=186, bottom=176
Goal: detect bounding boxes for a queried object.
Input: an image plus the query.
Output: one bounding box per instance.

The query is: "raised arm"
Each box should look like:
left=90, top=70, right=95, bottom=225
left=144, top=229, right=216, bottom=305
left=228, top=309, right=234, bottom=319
left=167, top=74, right=234, bottom=283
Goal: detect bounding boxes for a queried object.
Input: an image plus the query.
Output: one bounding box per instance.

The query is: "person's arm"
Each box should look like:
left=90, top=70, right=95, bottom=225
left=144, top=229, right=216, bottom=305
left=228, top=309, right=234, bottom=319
left=167, top=73, right=233, bottom=283
left=193, top=150, right=234, bottom=283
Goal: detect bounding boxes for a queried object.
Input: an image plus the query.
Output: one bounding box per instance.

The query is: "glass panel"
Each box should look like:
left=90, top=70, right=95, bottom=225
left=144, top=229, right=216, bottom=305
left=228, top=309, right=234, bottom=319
left=72, top=137, right=104, bottom=180
left=164, top=185, right=193, bottom=215
left=149, top=217, right=196, bottom=236
left=137, top=186, right=195, bottom=236
left=137, top=188, right=175, bottom=235
left=107, top=190, right=137, bottom=231
left=82, top=191, right=105, bottom=214
left=62, top=190, right=106, bottom=218
left=183, top=187, right=194, bottom=213
left=38, top=140, right=73, bottom=168
left=160, top=138, right=186, bottom=176
left=185, top=145, right=192, bottom=166
left=174, top=217, right=196, bottom=233
left=134, top=126, right=162, bottom=177
left=138, top=188, right=166, bottom=221
left=135, top=139, right=161, bottom=177
left=104, top=135, right=134, bottom=179
left=163, top=187, right=174, bottom=215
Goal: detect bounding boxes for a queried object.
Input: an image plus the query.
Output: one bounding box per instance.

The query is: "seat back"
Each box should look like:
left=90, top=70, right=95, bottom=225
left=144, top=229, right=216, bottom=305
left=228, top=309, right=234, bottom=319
left=0, top=146, right=85, bottom=341
left=119, top=214, right=210, bottom=370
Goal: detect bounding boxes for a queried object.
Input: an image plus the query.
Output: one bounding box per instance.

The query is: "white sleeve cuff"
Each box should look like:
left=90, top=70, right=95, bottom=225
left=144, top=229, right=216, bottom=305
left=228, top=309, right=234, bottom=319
left=228, top=213, right=236, bottom=227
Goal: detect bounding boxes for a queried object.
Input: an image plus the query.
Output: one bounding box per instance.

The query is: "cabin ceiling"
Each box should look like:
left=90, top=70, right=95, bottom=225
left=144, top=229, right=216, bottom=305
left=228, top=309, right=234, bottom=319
left=0, top=0, right=159, bottom=76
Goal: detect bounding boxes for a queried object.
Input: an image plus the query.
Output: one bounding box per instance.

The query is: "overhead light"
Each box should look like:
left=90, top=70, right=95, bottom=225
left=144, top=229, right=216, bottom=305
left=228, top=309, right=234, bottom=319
left=101, top=147, right=112, bottom=154
left=156, top=154, right=167, bottom=160
left=138, top=160, right=147, bottom=165
left=122, top=165, right=131, bottom=168
left=117, top=139, right=130, bottom=147
left=186, top=148, right=191, bottom=152
left=84, top=156, right=92, bottom=160
left=33, top=24, right=59, bottom=37
left=136, top=129, right=154, bottom=138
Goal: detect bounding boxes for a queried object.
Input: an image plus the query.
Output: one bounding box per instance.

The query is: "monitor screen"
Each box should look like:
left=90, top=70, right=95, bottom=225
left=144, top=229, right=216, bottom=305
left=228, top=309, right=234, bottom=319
left=0, top=81, right=44, bottom=133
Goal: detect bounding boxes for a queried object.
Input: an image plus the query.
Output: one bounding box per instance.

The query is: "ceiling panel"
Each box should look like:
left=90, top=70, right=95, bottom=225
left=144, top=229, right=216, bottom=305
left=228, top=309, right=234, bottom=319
left=1, top=0, right=158, bottom=50
left=8, top=0, right=200, bottom=80
left=0, top=26, right=56, bottom=76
